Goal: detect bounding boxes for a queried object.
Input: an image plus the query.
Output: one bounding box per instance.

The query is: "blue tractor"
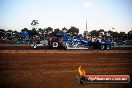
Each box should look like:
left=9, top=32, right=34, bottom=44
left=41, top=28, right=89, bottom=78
left=62, top=34, right=112, bottom=50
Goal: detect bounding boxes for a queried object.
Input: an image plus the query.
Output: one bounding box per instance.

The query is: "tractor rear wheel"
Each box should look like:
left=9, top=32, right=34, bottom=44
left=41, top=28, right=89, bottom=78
left=52, top=42, right=59, bottom=48
left=49, top=41, right=59, bottom=48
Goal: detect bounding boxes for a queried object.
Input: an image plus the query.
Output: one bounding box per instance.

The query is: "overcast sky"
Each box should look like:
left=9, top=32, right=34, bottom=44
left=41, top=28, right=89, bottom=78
left=0, top=0, right=132, bottom=33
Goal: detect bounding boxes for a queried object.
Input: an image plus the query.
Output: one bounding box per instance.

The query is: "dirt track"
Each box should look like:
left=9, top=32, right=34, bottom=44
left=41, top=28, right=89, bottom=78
left=0, top=44, right=132, bottom=50
left=0, top=47, right=132, bottom=88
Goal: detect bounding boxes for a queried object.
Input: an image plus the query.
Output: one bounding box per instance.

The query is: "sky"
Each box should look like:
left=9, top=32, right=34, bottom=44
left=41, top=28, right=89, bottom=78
left=0, top=0, right=132, bottom=33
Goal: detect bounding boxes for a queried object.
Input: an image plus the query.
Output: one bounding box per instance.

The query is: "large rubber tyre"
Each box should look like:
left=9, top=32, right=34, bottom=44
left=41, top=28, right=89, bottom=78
left=100, top=45, right=105, bottom=50
left=49, top=41, right=59, bottom=48
left=52, top=42, right=59, bottom=48
left=105, top=45, right=111, bottom=50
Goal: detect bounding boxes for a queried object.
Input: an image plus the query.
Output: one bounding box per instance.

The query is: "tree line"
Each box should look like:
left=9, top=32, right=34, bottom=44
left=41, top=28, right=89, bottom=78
left=0, top=27, right=132, bottom=40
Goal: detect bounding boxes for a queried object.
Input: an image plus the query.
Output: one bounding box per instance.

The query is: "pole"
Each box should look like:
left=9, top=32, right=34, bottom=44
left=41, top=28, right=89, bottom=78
left=86, top=19, right=87, bottom=31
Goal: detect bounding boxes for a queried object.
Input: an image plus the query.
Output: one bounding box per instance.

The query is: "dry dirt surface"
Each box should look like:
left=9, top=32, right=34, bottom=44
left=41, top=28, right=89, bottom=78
left=0, top=44, right=132, bottom=50
left=0, top=48, right=132, bottom=88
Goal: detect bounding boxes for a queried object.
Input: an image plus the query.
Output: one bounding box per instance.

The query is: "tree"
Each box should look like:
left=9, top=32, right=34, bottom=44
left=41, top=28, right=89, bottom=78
left=0, top=29, right=5, bottom=37
left=119, top=32, right=125, bottom=40
left=31, top=28, right=38, bottom=36
left=45, top=27, right=53, bottom=35
left=0, top=29, right=5, bottom=32
left=67, top=26, right=79, bottom=36
left=53, top=28, right=63, bottom=36
left=31, top=20, right=39, bottom=26
left=7, top=30, right=13, bottom=32
left=21, top=28, right=29, bottom=32
left=112, top=32, right=120, bottom=39
left=62, top=27, right=67, bottom=32
left=108, top=30, right=113, bottom=35
left=14, top=30, right=18, bottom=33
left=38, top=28, right=44, bottom=35
left=54, top=28, right=60, bottom=33
left=98, top=29, right=104, bottom=33
left=28, top=30, right=32, bottom=36
left=31, top=20, right=39, bottom=31
left=90, top=30, right=99, bottom=37
left=128, top=30, right=132, bottom=40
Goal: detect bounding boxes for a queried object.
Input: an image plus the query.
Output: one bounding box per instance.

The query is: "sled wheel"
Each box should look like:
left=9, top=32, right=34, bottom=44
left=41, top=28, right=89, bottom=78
left=106, top=45, right=111, bottom=50
left=33, top=44, right=37, bottom=49
left=100, top=45, right=105, bottom=50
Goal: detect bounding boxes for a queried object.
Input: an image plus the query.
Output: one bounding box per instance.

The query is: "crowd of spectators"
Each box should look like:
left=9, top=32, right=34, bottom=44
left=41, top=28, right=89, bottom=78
left=0, top=31, right=40, bottom=44
left=0, top=29, right=132, bottom=45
